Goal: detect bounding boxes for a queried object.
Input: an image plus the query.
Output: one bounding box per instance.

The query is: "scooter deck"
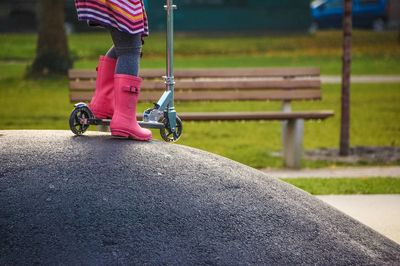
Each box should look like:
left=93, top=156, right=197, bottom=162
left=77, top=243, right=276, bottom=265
left=88, top=118, right=110, bottom=126
left=88, top=118, right=164, bottom=129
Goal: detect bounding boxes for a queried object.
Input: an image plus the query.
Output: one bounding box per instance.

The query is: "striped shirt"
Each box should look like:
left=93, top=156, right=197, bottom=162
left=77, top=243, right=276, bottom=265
left=75, top=0, right=149, bottom=36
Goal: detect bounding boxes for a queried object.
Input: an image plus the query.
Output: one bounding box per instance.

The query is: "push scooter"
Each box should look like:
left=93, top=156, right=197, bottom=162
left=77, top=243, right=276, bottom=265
left=69, top=0, right=182, bottom=142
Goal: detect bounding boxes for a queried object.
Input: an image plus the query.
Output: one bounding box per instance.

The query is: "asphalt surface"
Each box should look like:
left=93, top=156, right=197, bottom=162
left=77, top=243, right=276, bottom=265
left=0, top=130, right=399, bottom=265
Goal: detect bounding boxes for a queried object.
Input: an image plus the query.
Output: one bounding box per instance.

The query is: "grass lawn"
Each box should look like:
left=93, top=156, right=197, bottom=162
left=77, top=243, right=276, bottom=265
left=0, top=30, right=399, bottom=169
left=1, top=30, right=399, bottom=74
left=282, top=178, right=400, bottom=195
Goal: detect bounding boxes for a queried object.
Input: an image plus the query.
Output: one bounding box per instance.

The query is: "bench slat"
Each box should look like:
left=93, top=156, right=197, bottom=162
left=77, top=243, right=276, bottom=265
left=70, top=89, right=321, bottom=102
left=68, top=70, right=97, bottom=79
left=169, top=90, right=321, bottom=101
left=69, top=79, right=321, bottom=91
left=172, top=68, right=321, bottom=78
left=68, top=67, right=320, bottom=79
left=135, top=111, right=334, bottom=121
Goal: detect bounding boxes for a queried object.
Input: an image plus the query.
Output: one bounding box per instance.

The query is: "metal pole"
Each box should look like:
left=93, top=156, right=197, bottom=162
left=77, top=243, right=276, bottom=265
left=166, top=0, right=174, bottom=80
left=164, top=0, right=177, bottom=131
left=165, top=0, right=176, bottom=101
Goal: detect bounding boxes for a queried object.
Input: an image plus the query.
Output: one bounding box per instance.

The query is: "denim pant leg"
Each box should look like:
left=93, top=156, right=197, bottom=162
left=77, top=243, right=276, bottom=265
left=109, top=28, right=142, bottom=76
left=106, top=46, right=117, bottom=59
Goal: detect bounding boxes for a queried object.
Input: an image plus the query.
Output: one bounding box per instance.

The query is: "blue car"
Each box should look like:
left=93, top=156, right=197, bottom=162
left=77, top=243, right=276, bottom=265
left=310, top=0, right=389, bottom=31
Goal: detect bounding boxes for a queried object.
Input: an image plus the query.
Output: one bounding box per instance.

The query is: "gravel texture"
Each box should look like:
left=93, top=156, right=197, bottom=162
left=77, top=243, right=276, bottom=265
left=304, top=146, right=400, bottom=164
left=0, top=130, right=399, bottom=265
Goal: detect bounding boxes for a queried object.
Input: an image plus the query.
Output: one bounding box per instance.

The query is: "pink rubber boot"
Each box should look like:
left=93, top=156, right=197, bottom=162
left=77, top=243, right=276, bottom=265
left=110, top=74, right=152, bottom=141
left=89, top=56, right=117, bottom=119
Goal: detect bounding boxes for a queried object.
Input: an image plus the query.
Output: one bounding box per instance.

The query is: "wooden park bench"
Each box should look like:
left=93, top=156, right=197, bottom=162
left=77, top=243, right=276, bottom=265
left=68, top=67, right=334, bottom=168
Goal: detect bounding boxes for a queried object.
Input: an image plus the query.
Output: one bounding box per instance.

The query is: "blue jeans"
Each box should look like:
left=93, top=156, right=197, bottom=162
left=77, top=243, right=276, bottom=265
left=106, top=28, right=142, bottom=76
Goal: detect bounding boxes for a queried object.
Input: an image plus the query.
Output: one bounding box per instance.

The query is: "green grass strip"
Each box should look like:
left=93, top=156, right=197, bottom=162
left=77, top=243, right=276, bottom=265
left=282, top=178, right=400, bottom=195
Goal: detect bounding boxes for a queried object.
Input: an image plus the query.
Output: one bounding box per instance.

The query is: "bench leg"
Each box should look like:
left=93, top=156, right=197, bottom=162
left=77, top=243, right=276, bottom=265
left=282, top=119, right=304, bottom=169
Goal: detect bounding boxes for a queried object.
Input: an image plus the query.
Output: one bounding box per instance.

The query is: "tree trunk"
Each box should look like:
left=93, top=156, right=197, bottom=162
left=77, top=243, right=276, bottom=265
left=340, top=0, right=352, bottom=156
left=398, top=27, right=400, bottom=44
left=28, top=0, right=72, bottom=76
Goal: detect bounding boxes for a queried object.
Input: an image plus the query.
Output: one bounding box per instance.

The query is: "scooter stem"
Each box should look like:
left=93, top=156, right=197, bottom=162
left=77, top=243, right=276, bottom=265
left=166, top=0, right=176, bottom=83
left=164, top=0, right=177, bottom=130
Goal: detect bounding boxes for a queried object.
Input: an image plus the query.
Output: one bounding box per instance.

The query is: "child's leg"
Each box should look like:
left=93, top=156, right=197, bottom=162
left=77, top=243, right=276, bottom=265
left=105, top=46, right=117, bottom=59
left=109, top=28, right=142, bottom=76
left=108, top=28, right=151, bottom=140
left=89, top=49, right=117, bottom=118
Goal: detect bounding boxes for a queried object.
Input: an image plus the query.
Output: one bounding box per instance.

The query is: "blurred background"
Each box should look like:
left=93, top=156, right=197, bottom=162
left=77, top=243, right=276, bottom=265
left=0, top=0, right=399, bottom=169
left=0, top=0, right=399, bottom=33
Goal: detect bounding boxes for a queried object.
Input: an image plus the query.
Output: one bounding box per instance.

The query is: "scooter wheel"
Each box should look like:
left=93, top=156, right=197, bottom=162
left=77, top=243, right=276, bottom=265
left=160, top=116, right=183, bottom=142
left=69, top=106, right=92, bottom=135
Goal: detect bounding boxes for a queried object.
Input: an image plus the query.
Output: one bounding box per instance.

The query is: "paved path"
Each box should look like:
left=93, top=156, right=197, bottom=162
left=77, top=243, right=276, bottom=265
left=317, top=195, right=400, bottom=245
left=321, top=75, right=400, bottom=84
left=261, top=166, right=400, bottom=179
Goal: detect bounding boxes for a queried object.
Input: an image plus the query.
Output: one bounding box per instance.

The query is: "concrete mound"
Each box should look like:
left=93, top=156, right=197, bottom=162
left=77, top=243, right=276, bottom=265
left=0, top=130, right=399, bottom=265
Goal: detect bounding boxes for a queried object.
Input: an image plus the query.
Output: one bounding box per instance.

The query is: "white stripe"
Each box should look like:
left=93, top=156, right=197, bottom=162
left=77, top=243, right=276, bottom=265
left=78, top=8, right=141, bottom=29
left=109, top=0, right=142, bottom=15
left=120, top=0, right=142, bottom=10
left=78, top=12, right=144, bottom=35
left=78, top=8, right=112, bottom=19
